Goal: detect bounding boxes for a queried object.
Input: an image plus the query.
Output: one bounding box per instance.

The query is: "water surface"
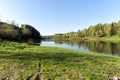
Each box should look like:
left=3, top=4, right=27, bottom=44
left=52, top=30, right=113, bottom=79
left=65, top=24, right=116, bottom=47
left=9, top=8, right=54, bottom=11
left=40, top=40, right=120, bottom=56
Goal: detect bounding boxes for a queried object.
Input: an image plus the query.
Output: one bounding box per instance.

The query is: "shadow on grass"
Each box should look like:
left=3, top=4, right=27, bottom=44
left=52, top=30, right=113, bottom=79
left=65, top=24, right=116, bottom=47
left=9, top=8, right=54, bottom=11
left=0, top=50, right=79, bottom=62
left=0, top=49, right=119, bottom=80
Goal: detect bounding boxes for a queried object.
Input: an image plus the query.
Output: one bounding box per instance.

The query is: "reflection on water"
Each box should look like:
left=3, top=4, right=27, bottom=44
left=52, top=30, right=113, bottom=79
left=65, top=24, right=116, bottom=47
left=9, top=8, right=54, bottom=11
left=40, top=40, right=120, bottom=56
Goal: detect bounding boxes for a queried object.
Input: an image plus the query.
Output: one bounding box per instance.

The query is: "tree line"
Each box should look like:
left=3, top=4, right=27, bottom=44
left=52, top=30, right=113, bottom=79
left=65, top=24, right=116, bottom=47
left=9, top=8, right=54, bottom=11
left=0, top=21, right=41, bottom=43
left=53, top=20, right=120, bottom=40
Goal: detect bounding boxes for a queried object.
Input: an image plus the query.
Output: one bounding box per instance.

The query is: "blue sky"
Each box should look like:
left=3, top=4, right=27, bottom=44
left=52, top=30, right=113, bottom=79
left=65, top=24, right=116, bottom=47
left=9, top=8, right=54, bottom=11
left=0, top=0, right=120, bottom=35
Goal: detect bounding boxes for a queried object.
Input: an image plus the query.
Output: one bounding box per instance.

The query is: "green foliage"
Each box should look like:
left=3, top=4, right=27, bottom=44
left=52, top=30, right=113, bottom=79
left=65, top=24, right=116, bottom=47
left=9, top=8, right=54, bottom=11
left=95, top=31, right=99, bottom=37
left=117, top=28, right=120, bottom=36
left=0, top=21, right=41, bottom=42
left=99, top=30, right=104, bottom=37
left=82, top=29, right=87, bottom=37
left=105, top=24, right=112, bottom=36
left=0, top=22, right=20, bottom=40
left=20, top=24, right=41, bottom=42
left=27, top=39, right=34, bottom=45
left=53, top=20, right=120, bottom=40
left=76, top=29, right=82, bottom=38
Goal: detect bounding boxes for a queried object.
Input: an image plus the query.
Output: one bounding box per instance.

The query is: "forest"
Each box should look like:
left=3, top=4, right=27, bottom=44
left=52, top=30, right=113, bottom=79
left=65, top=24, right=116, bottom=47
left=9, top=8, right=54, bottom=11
left=53, top=20, right=120, bottom=40
left=0, top=21, right=41, bottom=43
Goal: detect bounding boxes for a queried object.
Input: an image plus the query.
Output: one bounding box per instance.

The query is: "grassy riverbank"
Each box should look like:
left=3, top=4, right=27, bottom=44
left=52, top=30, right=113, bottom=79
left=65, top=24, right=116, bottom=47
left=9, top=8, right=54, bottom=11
left=85, top=35, right=120, bottom=42
left=0, top=42, right=120, bottom=80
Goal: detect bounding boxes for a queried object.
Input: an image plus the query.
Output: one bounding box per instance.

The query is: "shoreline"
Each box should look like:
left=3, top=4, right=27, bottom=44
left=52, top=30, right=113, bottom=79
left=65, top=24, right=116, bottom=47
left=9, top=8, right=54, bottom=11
left=53, top=36, right=120, bottom=43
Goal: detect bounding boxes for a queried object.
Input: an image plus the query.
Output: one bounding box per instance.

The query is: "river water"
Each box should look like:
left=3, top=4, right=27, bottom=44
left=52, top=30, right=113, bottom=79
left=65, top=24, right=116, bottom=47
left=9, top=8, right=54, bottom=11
left=40, top=40, right=120, bottom=56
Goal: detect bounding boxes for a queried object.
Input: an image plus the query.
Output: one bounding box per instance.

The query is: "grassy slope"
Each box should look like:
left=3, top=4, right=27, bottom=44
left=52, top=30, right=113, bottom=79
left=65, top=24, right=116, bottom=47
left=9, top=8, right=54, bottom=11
left=0, top=42, right=120, bottom=80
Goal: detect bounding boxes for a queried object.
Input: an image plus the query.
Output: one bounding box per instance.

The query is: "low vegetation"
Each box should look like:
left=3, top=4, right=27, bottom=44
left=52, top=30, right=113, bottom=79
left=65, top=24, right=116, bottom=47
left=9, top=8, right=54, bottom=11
left=0, top=42, right=120, bottom=80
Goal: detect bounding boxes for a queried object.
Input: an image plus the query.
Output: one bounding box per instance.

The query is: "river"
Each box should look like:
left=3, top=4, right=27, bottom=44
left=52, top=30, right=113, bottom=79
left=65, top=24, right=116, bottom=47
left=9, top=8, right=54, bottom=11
left=40, top=40, right=120, bottom=56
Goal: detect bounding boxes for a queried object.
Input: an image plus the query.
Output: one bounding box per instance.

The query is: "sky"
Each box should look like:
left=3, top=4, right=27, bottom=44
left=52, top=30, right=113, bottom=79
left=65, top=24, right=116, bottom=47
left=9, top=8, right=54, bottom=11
left=0, top=0, right=120, bottom=35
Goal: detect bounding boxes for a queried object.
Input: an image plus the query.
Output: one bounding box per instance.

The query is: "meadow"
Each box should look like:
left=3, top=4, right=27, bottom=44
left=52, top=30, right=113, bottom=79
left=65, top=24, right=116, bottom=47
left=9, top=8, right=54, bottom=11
left=0, top=42, right=120, bottom=80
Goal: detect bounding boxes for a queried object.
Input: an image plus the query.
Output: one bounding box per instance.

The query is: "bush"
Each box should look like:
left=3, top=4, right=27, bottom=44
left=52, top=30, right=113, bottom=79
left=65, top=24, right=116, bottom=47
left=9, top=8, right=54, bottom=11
left=27, top=39, right=34, bottom=45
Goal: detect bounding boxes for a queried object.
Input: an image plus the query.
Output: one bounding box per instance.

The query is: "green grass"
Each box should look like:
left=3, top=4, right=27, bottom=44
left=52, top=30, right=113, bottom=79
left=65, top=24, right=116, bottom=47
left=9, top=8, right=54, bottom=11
left=0, top=42, right=120, bottom=80
left=85, top=35, right=120, bottom=42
